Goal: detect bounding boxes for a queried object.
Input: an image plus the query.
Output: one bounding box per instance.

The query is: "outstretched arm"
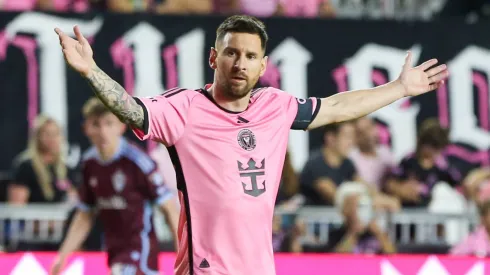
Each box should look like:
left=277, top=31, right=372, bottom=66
left=307, top=52, right=448, bottom=130
left=85, top=65, right=144, bottom=129
left=55, top=26, right=144, bottom=130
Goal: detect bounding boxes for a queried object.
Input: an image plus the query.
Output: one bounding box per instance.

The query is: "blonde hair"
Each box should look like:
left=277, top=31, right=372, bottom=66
left=82, top=97, right=110, bottom=119
left=15, top=115, right=67, bottom=201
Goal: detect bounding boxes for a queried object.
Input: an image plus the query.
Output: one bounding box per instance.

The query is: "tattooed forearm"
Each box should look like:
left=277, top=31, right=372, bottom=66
left=86, top=65, right=144, bottom=129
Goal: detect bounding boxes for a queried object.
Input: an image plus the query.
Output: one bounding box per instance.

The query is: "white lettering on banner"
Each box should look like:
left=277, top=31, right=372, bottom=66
left=344, top=43, right=422, bottom=163
left=176, top=29, right=205, bottom=89
left=122, top=22, right=166, bottom=97
left=269, top=38, right=312, bottom=171
left=3, top=12, right=103, bottom=167
left=380, top=256, right=484, bottom=275
left=10, top=253, right=84, bottom=275
left=448, top=46, right=490, bottom=149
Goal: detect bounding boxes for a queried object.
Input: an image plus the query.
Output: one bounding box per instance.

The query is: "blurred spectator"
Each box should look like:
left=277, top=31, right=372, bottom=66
left=38, top=0, right=89, bottom=12
left=325, top=182, right=396, bottom=254
left=272, top=214, right=308, bottom=253
left=463, top=167, right=490, bottom=205
left=156, top=0, right=212, bottom=14
left=8, top=115, right=76, bottom=205
left=276, top=150, right=300, bottom=205
left=0, top=0, right=38, bottom=11
left=385, top=118, right=463, bottom=207
left=450, top=199, right=490, bottom=256
left=300, top=122, right=357, bottom=206
left=89, top=0, right=149, bottom=12
left=350, top=117, right=395, bottom=189
left=214, top=0, right=281, bottom=17
left=278, top=0, right=336, bottom=18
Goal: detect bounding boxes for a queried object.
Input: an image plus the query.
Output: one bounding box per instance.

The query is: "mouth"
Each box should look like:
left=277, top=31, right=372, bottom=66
left=231, top=76, right=246, bottom=81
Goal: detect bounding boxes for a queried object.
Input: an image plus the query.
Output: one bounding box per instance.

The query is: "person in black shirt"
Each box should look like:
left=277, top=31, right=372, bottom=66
left=8, top=115, right=76, bottom=205
left=300, top=122, right=358, bottom=206
left=386, top=118, right=463, bottom=207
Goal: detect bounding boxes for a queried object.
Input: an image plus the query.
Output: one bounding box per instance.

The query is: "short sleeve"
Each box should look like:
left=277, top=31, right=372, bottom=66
left=132, top=88, right=192, bottom=146
left=77, top=163, right=96, bottom=212
left=11, top=160, right=35, bottom=188
left=272, top=88, right=321, bottom=130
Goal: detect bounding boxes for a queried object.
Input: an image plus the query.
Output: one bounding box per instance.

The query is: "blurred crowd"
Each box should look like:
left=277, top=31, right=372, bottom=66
left=271, top=117, right=490, bottom=256
left=1, top=0, right=490, bottom=20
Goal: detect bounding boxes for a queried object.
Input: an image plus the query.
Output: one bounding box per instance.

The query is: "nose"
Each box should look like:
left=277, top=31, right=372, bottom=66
left=233, top=54, right=247, bottom=71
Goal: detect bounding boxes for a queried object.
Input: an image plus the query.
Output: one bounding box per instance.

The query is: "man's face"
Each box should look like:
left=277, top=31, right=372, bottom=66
left=355, top=117, right=378, bottom=151
left=84, top=113, right=125, bottom=151
left=329, top=123, right=356, bottom=157
left=210, top=32, right=267, bottom=99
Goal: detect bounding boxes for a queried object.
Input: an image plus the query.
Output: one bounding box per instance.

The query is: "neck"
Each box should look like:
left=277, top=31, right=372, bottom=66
left=41, top=153, right=56, bottom=164
left=322, top=147, right=342, bottom=167
left=359, top=145, right=377, bottom=156
left=418, top=155, right=434, bottom=169
left=98, top=139, right=121, bottom=161
left=209, top=82, right=251, bottom=112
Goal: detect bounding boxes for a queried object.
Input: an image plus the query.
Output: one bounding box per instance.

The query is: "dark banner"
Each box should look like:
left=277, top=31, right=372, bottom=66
left=0, top=12, right=489, bottom=173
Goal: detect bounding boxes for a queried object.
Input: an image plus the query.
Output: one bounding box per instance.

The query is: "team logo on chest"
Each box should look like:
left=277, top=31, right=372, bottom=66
left=237, top=129, right=256, bottom=151
left=112, top=170, right=126, bottom=193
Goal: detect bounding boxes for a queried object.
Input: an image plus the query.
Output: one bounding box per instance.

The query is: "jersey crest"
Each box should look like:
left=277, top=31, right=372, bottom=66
left=237, top=129, right=256, bottom=151
left=112, top=170, right=126, bottom=193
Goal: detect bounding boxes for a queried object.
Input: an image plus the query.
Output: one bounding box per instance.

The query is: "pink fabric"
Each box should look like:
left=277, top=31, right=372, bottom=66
left=132, top=86, right=318, bottom=275
left=240, top=0, right=280, bottom=17
left=450, top=226, right=490, bottom=256
left=349, top=145, right=395, bottom=189
left=281, top=0, right=325, bottom=18
left=1, top=0, right=37, bottom=10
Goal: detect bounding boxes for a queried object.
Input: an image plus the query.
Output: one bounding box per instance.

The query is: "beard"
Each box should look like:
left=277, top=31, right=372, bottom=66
left=220, top=77, right=258, bottom=100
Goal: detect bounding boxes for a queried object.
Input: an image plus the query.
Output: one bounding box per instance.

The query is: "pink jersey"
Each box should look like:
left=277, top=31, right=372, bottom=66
left=132, top=85, right=320, bottom=275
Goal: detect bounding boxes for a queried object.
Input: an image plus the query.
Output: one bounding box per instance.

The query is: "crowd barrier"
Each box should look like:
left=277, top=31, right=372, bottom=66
left=1, top=252, right=489, bottom=275
left=0, top=203, right=481, bottom=252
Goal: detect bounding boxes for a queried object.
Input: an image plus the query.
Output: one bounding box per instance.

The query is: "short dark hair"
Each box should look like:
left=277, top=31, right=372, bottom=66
left=82, top=97, right=110, bottom=119
left=216, top=15, right=268, bottom=51
left=417, top=118, right=449, bottom=150
left=323, top=122, right=351, bottom=136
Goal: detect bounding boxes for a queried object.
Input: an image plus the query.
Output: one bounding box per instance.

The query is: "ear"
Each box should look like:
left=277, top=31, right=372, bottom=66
left=260, top=55, right=268, bottom=77
left=209, top=47, right=218, bottom=70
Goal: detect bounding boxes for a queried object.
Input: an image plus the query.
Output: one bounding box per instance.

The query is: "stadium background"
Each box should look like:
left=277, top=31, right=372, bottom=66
left=1, top=0, right=490, bottom=274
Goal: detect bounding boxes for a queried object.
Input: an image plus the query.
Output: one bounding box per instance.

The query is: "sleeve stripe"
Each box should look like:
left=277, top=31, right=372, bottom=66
left=77, top=202, right=92, bottom=212
left=164, top=88, right=186, bottom=98
left=124, top=146, right=156, bottom=175
left=156, top=192, right=174, bottom=205
left=133, top=97, right=150, bottom=136
left=310, top=97, right=322, bottom=122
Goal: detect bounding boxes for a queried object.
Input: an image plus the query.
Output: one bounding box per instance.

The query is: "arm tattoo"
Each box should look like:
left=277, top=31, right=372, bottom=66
left=86, top=65, right=144, bottom=129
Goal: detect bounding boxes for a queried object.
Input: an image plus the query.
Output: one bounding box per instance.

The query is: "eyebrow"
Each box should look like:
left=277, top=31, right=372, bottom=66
left=223, top=46, right=259, bottom=56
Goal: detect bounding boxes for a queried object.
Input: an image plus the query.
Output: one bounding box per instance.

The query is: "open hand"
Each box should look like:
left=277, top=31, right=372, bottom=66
left=398, top=51, right=449, bottom=97
left=54, top=26, right=94, bottom=77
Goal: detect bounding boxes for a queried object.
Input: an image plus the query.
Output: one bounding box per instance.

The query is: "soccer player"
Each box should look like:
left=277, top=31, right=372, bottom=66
left=54, top=15, right=448, bottom=275
left=50, top=98, right=179, bottom=275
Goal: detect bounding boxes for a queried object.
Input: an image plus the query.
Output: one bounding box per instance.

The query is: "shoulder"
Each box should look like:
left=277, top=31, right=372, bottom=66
left=121, top=142, right=156, bottom=175
left=157, top=87, right=201, bottom=102
left=250, top=87, right=293, bottom=102
left=82, top=146, right=98, bottom=163
left=12, top=156, right=33, bottom=172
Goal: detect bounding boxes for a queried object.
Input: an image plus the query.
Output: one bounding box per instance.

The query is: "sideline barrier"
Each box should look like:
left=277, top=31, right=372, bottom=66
left=1, top=252, right=489, bottom=275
